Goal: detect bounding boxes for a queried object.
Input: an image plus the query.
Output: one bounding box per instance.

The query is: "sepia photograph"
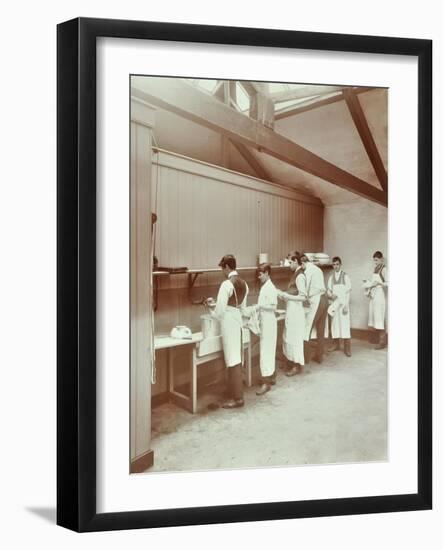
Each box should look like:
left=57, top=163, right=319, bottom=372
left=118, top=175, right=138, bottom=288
left=130, top=75, right=388, bottom=474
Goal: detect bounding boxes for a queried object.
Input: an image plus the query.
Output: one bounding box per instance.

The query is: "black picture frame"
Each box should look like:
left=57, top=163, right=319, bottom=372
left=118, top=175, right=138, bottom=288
left=57, top=17, right=432, bottom=532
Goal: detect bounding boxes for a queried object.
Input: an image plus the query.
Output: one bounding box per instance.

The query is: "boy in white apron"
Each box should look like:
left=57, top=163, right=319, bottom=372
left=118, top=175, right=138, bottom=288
left=327, top=256, right=352, bottom=356
left=278, top=254, right=307, bottom=376
left=254, top=263, right=278, bottom=395
left=209, top=254, right=249, bottom=408
left=300, top=255, right=328, bottom=364
left=364, top=251, right=388, bottom=349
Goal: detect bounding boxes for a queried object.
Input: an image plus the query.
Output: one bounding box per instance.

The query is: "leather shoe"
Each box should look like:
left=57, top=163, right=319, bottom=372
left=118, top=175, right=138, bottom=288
left=222, top=398, right=245, bottom=409
left=256, top=384, right=271, bottom=396
left=328, top=340, right=340, bottom=352
left=286, top=366, right=299, bottom=377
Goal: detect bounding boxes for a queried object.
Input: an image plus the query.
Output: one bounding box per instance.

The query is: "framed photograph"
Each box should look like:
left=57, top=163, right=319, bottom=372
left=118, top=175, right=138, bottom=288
left=57, top=17, right=432, bottom=532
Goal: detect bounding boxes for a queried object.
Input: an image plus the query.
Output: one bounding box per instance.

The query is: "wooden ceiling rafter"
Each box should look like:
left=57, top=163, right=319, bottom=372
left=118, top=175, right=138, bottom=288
left=270, top=85, right=349, bottom=103
left=132, top=78, right=387, bottom=206
left=220, top=80, right=272, bottom=181
left=342, top=89, right=388, bottom=192
left=274, top=87, right=375, bottom=120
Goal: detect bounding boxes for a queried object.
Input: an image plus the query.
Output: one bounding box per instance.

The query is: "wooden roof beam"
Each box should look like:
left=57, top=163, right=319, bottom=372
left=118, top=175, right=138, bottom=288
left=343, top=90, right=388, bottom=192
left=270, top=85, right=349, bottom=103
left=131, top=77, right=387, bottom=206
left=274, top=87, right=375, bottom=120
left=229, top=140, right=273, bottom=182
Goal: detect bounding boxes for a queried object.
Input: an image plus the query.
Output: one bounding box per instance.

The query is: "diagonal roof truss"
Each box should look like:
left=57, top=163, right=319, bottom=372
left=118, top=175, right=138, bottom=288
left=133, top=77, right=387, bottom=206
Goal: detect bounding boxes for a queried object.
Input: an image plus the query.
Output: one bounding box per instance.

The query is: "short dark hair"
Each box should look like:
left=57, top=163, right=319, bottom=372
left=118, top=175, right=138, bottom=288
left=290, top=253, right=302, bottom=266
left=258, top=262, right=271, bottom=275
left=218, top=254, right=236, bottom=270
left=373, top=251, right=383, bottom=259
left=300, top=254, right=309, bottom=263
left=332, top=256, right=342, bottom=264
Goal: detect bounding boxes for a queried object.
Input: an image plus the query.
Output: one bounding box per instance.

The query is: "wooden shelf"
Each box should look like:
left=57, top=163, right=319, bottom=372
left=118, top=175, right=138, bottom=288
left=152, top=264, right=332, bottom=308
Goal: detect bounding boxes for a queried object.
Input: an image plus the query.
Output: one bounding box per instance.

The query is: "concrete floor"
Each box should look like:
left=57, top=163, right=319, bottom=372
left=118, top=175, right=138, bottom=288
left=149, top=339, right=387, bottom=472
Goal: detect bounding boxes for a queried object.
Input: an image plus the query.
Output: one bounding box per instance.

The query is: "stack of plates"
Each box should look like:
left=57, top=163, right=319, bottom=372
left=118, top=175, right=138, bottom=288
left=314, top=252, right=331, bottom=265
left=304, top=252, right=316, bottom=262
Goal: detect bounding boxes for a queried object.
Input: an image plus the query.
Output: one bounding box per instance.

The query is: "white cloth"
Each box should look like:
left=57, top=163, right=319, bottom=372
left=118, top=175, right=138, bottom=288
left=212, top=271, right=249, bottom=367
left=245, top=307, right=260, bottom=336
left=327, top=270, right=351, bottom=339
left=303, top=262, right=326, bottom=341
left=283, top=272, right=306, bottom=365
left=368, top=269, right=388, bottom=330
left=258, top=279, right=278, bottom=377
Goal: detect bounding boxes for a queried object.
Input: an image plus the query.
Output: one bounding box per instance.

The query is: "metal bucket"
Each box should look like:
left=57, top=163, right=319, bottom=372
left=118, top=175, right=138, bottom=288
left=200, top=314, right=221, bottom=339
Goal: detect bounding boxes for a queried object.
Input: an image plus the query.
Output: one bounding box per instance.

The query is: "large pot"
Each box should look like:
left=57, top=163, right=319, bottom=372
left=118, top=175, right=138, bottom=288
left=200, top=314, right=221, bottom=339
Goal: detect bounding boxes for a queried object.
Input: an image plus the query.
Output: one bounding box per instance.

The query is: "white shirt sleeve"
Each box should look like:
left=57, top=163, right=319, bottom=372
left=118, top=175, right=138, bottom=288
left=308, top=265, right=326, bottom=296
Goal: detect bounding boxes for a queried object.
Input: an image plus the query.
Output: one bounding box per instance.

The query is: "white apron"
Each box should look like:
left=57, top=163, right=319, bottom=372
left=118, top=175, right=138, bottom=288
left=258, top=279, right=277, bottom=377
left=283, top=300, right=305, bottom=365
left=328, top=271, right=351, bottom=339
left=368, top=273, right=386, bottom=330
left=220, top=306, right=243, bottom=367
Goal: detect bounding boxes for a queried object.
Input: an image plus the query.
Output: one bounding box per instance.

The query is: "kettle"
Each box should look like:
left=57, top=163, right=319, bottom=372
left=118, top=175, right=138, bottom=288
left=170, top=325, right=192, bottom=339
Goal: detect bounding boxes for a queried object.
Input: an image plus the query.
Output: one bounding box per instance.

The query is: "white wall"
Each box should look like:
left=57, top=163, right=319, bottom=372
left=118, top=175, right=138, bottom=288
left=1, top=1, right=441, bottom=550
left=324, top=200, right=388, bottom=330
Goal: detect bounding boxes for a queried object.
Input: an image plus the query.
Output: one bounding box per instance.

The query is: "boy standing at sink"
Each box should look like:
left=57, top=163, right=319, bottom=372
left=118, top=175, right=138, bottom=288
left=254, top=263, right=278, bottom=395
left=208, top=254, right=249, bottom=409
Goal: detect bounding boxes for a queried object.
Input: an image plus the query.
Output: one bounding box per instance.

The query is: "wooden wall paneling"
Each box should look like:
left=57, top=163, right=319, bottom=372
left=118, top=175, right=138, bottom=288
left=263, top=192, right=272, bottom=259
left=157, top=165, right=166, bottom=272
left=155, top=166, right=166, bottom=275
left=296, top=200, right=302, bottom=252
left=269, top=194, right=275, bottom=262
left=284, top=198, right=290, bottom=258
left=190, top=174, right=199, bottom=271
left=169, top=166, right=179, bottom=272
left=280, top=196, right=285, bottom=262
left=235, top=183, right=245, bottom=262
left=183, top=171, right=194, bottom=274
left=237, top=185, right=247, bottom=265
left=229, top=182, right=239, bottom=261
left=276, top=196, right=281, bottom=262
left=243, top=186, right=252, bottom=265
left=268, top=193, right=274, bottom=261
left=302, top=202, right=308, bottom=251
left=202, top=175, right=210, bottom=285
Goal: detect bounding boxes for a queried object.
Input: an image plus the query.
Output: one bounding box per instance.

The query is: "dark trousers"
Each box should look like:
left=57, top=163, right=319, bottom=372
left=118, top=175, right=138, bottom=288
left=310, top=294, right=329, bottom=360
left=227, top=364, right=243, bottom=401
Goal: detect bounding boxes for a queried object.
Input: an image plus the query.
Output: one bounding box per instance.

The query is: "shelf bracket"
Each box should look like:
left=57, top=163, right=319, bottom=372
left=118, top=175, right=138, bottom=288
left=188, top=272, right=204, bottom=304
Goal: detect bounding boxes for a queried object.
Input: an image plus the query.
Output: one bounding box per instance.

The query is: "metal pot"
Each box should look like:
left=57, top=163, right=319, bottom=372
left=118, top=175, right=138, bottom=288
left=200, top=314, right=221, bottom=339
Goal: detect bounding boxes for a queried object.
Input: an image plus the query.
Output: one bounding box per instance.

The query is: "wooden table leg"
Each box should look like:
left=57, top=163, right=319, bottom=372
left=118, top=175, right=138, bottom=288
left=190, top=347, right=198, bottom=414
left=168, top=348, right=174, bottom=393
